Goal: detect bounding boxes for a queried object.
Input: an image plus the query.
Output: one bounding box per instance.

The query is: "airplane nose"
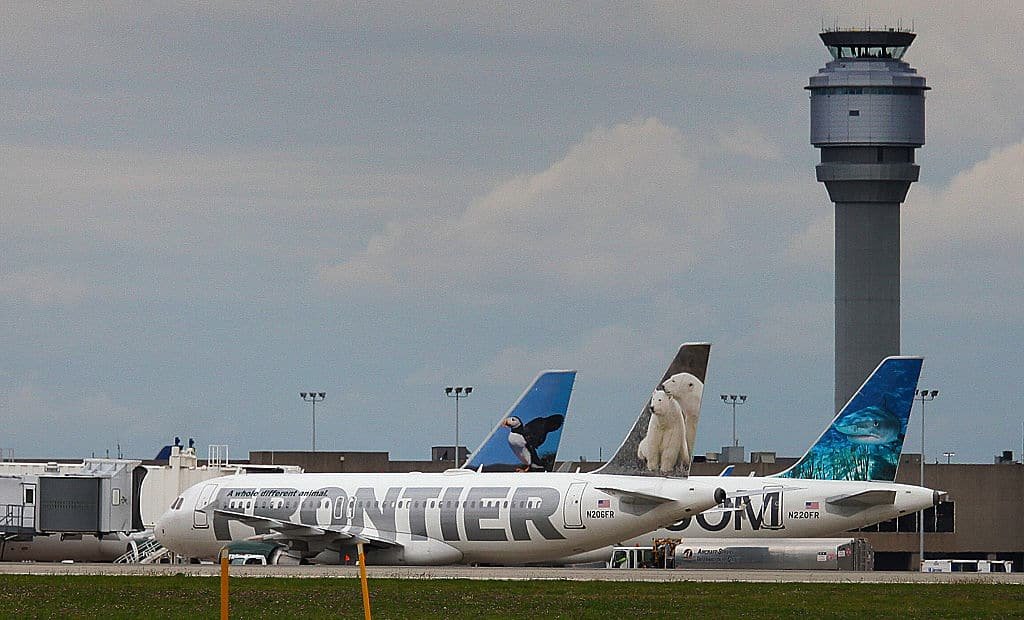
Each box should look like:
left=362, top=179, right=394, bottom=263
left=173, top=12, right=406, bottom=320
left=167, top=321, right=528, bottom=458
left=154, top=512, right=169, bottom=541
left=154, top=509, right=180, bottom=546
left=933, top=490, right=948, bottom=506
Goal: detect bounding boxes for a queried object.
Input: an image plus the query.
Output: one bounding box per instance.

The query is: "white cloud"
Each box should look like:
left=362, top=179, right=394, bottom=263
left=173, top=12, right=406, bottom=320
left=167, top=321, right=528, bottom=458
left=320, top=118, right=723, bottom=301
left=905, top=140, right=1024, bottom=261
left=784, top=139, right=1024, bottom=320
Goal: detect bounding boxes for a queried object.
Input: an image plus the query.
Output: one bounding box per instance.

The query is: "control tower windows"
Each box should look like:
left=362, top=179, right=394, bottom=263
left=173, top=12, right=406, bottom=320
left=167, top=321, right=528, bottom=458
left=827, top=45, right=908, bottom=61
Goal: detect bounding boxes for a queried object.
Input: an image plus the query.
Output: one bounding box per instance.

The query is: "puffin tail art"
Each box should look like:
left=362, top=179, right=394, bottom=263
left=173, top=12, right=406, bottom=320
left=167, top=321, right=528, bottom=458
left=464, top=370, right=576, bottom=473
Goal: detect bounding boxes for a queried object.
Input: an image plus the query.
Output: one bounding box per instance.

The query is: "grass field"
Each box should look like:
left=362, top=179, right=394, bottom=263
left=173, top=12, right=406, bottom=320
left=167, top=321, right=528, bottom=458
left=0, top=575, right=1022, bottom=619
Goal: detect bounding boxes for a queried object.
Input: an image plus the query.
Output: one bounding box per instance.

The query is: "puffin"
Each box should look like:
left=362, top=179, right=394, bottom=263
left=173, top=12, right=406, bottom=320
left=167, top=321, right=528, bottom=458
left=504, top=414, right=565, bottom=471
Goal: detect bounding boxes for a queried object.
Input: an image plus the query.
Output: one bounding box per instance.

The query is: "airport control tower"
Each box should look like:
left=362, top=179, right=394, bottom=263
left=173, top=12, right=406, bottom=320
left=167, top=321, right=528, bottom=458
left=808, top=29, right=928, bottom=411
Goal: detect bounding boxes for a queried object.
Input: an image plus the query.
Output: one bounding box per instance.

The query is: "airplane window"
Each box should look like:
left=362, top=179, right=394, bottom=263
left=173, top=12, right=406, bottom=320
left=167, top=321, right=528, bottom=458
left=503, top=501, right=508, bottom=508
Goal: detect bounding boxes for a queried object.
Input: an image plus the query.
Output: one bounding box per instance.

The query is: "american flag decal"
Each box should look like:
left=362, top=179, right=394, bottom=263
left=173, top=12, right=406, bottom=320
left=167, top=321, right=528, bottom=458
left=805, top=501, right=820, bottom=509
left=597, top=499, right=610, bottom=508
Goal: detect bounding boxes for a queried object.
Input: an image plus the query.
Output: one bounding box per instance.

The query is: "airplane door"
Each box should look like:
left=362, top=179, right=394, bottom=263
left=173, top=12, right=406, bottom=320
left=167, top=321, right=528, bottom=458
left=761, top=485, right=784, bottom=530
left=192, top=484, right=218, bottom=529
left=563, top=482, right=587, bottom=529
left=20, top=483, right=36, bottom=531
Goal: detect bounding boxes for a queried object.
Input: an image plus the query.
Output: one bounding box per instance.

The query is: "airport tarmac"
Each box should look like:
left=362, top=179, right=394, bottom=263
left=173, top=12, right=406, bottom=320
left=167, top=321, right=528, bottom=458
left=0, top=564, right=1021, bottom=583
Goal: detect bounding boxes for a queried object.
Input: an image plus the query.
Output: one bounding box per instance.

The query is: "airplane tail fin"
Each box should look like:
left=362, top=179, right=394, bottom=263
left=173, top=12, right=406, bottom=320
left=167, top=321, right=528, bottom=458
left=594, top=343, right=711, bottom=478
left=774, top=356, right=923, bottom=481
left=463, top=370, right=576, bottom=472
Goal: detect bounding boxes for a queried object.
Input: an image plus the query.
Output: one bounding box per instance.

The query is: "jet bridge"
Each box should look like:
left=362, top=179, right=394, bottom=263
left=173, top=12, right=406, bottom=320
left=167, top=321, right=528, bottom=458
left=0, top=459, right=144, bottom=536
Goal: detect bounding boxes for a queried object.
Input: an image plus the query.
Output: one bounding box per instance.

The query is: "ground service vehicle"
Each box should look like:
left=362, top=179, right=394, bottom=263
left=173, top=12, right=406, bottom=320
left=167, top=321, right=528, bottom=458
left=921, top=559, right=1012, bottom=573
left=609, top=537, right=874, bottom=571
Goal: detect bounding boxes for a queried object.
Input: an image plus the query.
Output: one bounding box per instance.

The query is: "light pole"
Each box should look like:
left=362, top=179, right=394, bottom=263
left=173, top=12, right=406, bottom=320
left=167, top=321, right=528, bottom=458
left=300, top=391, right=326, bottom=451
left=719, top=394, right=747, bottom=447
left=942, top=451, right=955, bottom=464
left=445, top=386, right=472, bottom=468
left=916, top=388, right=938, bottom=570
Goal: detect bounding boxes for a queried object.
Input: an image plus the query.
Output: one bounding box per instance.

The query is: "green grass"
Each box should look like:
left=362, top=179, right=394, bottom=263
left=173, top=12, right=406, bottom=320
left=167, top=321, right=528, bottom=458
left=0, top=576, right=1021, bottom=619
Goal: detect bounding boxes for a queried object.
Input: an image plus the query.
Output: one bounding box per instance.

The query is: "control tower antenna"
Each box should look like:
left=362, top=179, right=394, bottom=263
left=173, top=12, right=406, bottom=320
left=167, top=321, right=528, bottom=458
left=807, top=29, right=929, bottom=411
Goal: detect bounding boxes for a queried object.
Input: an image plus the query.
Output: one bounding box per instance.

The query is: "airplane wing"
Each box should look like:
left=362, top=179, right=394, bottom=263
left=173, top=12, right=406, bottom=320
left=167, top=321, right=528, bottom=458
left=825, top=489, right=897, bottom=507
left=214, top=510, right=400, bottom=548
left=215, top=509, right=332, bottom=538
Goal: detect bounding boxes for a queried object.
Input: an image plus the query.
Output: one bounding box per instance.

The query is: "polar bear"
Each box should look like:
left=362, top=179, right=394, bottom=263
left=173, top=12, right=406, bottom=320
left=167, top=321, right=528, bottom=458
left=637, top=389, right=688, bottom=473
left=661, top=372, right=704, bottom=465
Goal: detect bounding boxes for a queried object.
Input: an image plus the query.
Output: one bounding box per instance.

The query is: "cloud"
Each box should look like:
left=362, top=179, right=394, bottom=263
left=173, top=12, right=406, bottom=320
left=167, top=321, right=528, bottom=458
left=785, top=211, right=833, bottom=268
left=477, top=325, right=648, bottom=384
left=904, top=140, right=1024, bottom=261
left=320, top=118, right=723, bottom=301
left=902, top=140, right=1024, bottom=320
left=0, top=269, right=92, bottom=306
left=716, top=124, right=783, bottom=161
left=0, top=384, right=148, bottom=458
left=784, top=138, right=1024, bottom=319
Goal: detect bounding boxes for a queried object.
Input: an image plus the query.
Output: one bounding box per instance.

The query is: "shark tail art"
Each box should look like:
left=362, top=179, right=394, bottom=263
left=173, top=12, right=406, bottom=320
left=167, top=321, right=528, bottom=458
left=595, top=343, right=711, bottom=478
left=463, top=370, right=576, bottom=473
left=775, top=356, right=924, bottom=482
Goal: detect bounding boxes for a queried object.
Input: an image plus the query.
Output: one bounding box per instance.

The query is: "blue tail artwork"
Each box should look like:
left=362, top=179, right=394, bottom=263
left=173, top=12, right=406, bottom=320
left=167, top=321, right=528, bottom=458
left=464, top=370, right=576, bottom=472
left=775, top=356, right=924, bottom=482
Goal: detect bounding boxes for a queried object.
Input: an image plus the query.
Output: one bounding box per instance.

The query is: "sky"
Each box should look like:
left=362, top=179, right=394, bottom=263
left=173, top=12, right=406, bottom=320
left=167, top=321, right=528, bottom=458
left=2, top=2, right=1022, bottom=465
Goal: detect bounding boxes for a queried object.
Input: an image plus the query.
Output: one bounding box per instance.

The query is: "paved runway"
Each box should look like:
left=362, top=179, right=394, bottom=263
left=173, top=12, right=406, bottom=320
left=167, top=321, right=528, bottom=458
left=0, top=563, right=1021, bottom=583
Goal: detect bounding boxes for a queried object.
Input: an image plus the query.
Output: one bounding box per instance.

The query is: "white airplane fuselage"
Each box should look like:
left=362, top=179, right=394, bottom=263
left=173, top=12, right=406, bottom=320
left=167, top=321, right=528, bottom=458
left=555, top=477, right=940, bottom=564
left=155, top=470, right=724, bottom=565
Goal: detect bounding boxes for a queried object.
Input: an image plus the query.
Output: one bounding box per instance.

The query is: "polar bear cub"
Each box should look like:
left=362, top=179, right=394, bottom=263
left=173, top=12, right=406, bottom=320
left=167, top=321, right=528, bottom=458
left=661, top=371, right=704, bottom=466
left=637, top=389, right=688, bottom=473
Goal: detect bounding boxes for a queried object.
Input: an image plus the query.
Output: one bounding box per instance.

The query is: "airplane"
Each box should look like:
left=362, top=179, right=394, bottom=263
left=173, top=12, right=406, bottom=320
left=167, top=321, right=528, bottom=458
left=154, top=343, right=727, bottom=565
left=553, top=356, right=944, bottom=563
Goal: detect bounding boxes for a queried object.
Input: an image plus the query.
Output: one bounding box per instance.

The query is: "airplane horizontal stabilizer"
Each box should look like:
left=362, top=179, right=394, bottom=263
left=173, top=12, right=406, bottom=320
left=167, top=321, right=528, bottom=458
left=593, top=487, right=674, bottom=505
left=825, top=489, right=897, bottom=507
